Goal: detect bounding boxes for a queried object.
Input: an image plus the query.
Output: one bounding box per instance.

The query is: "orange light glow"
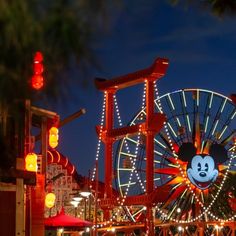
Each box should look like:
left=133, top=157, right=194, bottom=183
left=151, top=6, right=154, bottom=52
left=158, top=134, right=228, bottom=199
left=25, top=153, right=37, bottom=172
left=31, top=75, right=44, bottom=90
left=45, top=192, right=56, bottom=208
left=49, top=127, right=59, bottom=148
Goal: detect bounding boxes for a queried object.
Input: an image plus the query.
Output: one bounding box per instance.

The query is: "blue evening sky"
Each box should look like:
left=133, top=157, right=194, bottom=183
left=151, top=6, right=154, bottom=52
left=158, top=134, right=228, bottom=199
left=54, top=1, right=236, bottom=179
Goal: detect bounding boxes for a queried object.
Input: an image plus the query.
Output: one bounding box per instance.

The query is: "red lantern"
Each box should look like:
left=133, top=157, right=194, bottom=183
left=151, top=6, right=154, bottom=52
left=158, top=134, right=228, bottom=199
left=25, top=153, right=37, bottom=172
left=31, top=51, right=44, bottom=90
left=34, top=51, right=43, bottom=63
left=31, top=75, right=44, bottom=90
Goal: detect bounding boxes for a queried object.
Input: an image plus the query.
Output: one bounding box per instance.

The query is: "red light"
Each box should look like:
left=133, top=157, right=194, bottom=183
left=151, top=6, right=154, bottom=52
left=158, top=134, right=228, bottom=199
left=31, top=51, right=44, bottom=90
left=33, top=62, right=44, bottom=75
left=34, top=51, right=43, bottom=63
left=31, top=75, right=44, bottom=90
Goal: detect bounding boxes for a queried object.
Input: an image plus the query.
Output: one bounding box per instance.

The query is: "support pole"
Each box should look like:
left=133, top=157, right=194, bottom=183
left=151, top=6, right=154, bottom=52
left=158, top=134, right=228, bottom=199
left=105, top=90, right=115, bottom=198
left=198, top=223, right=204, bottom=236
left=15, top=178, right=25, bottom=236
left=16, top=100, right=31, bottom=236
left=145, top=80, right=155, bottom=236
left=31, top=117, right=47, bottom=236
left=104, top=90, right=115, bottom=220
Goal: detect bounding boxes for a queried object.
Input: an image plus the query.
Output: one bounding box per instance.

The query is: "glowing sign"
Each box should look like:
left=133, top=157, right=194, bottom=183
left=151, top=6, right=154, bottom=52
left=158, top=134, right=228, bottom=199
left=178, top=142, right=228, bottom=190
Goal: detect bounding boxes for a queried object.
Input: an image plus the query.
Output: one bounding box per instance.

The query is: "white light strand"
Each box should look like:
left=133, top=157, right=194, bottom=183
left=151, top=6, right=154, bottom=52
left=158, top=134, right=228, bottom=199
left=90, top=92, right=106, bottom=184
left=98, top=85, right=147, bottom=227
left=110, top=84, right=147, bottom=223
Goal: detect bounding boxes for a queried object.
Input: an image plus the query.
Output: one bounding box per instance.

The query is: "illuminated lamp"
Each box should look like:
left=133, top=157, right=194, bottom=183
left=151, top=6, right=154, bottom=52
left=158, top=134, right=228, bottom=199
left=45, top=192, right=56, bottom=208
left=31, top=51, right=44, bottom=90
left=31, top=75, right=44, bottom=90
left=25, top=153, right=37, bottom=172
left=34, top=51, right=43, bottom=62
left=33, top=62, right=44, bottom=75
left=49, top=127, right=59, bottom=148
left=80, top=187, right=91, bottom=198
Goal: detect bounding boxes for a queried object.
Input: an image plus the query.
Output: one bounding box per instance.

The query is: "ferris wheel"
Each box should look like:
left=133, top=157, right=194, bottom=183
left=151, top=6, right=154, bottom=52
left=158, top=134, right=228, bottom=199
left=114, top=88, right=236, bottom=223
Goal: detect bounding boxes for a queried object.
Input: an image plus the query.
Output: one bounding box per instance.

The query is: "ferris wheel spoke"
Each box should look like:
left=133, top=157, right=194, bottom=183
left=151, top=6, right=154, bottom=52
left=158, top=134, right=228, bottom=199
left=163, top=184, right=187, bottom=208
left=154, top=138, right=167, bottom=149
left=180, top=90, right=192, bottom=141
left=192, top=112, right=202, bottom=151
left=165, top=93, right=182, bottom=132
left=158, top=132, right=176, bottom=156
left=200, top=92, right=214, bottom=142
left=206, top=97, right=228, bottom=140
left=177, top=191, right=192, bottom=219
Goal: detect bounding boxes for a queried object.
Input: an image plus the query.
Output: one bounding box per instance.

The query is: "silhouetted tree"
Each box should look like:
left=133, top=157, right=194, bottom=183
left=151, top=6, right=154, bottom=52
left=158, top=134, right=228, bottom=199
left=0, top=0, right=119, bottom=172
left=170, top=0, right=236, bottom=16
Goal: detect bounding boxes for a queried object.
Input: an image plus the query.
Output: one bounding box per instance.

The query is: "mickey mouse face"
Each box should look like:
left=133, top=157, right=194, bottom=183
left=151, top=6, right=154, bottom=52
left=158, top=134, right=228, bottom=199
left=178, top=142, right=228, bottom=190
left=187, top=155, right=218, bottom=190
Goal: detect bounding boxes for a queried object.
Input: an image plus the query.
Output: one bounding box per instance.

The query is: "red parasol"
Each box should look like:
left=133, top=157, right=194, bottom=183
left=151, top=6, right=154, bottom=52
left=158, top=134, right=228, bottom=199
left=44, top=208, right=92, bottom=228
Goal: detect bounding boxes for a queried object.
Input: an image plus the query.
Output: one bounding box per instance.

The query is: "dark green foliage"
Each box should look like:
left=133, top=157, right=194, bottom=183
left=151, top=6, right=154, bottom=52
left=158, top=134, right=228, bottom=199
left=0, top=0, right=118, bottom=173
left=169, top=0, right=236, bottom=16
left=0, top=0, right=116, bottom=106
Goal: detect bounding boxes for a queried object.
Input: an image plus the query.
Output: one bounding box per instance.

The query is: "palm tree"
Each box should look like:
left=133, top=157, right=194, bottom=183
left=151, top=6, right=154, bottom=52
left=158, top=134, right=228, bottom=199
left=0, top=0, right=118, bottom=171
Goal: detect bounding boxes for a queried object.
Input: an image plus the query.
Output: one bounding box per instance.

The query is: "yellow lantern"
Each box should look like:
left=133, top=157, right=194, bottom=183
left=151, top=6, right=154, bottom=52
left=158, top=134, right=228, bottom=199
left=25, top=153, right=37, bottom=172
left=49, top=127, right=59, bottom=148
left=45, top=192, right=56, bottom=208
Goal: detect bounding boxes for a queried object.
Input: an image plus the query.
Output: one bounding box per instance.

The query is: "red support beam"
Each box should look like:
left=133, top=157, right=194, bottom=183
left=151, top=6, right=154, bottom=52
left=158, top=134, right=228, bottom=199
left=104, top=90, right=115, bottom=199
left=145, top=80, right=155, bottom=194
left=95, top=58, right=168, bottom=91
left=96, top=112, right=166, bottom=142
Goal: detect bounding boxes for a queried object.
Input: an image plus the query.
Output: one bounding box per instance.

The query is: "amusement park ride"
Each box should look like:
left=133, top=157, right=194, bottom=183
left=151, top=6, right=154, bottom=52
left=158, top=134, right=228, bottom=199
left=3, top=52, right=235, bottom=236
left=92, top=57, right=236, bottom=235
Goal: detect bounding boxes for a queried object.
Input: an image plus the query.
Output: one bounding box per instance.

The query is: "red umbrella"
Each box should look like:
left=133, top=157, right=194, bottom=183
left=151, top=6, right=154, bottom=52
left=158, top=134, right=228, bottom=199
left=44, top=208, right=92, bottom=228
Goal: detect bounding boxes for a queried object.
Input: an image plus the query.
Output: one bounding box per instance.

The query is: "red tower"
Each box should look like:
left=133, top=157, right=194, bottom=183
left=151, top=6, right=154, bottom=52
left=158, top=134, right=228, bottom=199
left=95, top=58, right=169, bottom=235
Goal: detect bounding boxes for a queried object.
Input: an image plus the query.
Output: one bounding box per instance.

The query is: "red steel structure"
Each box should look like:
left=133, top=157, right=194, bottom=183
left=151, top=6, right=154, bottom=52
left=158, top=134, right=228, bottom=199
left=95, top=57, right=169, bottom=235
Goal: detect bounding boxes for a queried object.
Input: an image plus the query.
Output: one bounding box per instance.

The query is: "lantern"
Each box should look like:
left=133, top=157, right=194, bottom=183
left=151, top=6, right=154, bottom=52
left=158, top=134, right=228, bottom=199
left=49, top=126, right=59, bottom=148
left=45, top=192, right=56, bottom=208
left=31, top=51, right=44, bottom=90
left=25, top=153, right=37, bottom=172
left=31, top=75, right=44, bottom=90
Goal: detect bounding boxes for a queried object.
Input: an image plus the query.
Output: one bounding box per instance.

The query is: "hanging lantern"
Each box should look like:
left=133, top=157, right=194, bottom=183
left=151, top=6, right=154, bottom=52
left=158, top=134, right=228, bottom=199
left=31, top=51, right=44, bottom=90
left=31, top=75, right=44, bottom=90
left=49, top=126, right=59, bottom=148
left=45, top=192, right=56, bottom=208
left=25, top=153, right=37, bottom=172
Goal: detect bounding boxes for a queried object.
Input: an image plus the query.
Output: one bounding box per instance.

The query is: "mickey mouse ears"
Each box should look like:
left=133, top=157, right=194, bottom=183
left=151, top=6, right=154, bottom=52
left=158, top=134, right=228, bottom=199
left=209, top=143, right=228, bottom=163
left=177, top=142, right=228, bottom=163
left=178, top=142, right=197, bottom=162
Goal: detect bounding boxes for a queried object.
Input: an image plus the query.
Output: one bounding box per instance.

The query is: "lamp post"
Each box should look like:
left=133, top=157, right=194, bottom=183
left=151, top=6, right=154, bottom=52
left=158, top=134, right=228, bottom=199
left=80, top=190, right=92, bottom=220
left=70, top=196, right=83, bottom=217
left=70, top=200, right=80, bottom=217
